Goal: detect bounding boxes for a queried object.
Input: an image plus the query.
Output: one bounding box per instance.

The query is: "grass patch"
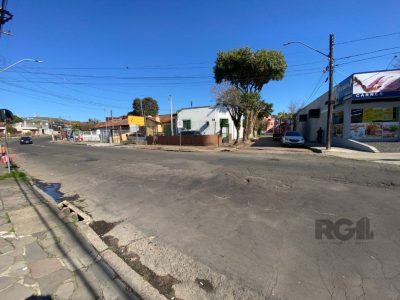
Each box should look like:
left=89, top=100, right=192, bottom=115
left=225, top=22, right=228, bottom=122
left=0, top=171, right=29, bottom=181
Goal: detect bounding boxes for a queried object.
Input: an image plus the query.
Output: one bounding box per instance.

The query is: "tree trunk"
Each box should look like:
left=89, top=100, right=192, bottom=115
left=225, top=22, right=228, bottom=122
left=246, top=110, right=255, bottom=141
left=234, top=124, right=240, bottom=144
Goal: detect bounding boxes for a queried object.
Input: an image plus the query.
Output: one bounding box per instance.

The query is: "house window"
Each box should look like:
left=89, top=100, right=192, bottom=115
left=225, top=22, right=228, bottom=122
left=308, top=109, right=320, bottom=118
left=220, top=118, right=229, bottom=128
left=183, top=119, right=191, bottom=130
left=299, top=114, right=308, bottom=122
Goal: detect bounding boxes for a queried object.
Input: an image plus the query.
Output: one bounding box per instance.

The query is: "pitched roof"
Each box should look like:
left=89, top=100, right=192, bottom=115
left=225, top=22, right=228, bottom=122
left=95, top=118, right=129, bottom=128
left=157, top=114, right=171, bottom=123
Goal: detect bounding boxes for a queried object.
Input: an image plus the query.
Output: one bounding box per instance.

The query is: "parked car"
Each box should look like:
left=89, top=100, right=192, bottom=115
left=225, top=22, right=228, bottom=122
left=180, top=130, right=202, bottom=136
left=20, top=136, right=33, bottom=144
left=281, top=131, right=305, bottom=146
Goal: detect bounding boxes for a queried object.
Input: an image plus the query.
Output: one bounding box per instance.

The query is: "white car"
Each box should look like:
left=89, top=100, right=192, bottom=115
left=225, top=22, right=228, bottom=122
left=281, top=131, right=305, bottom=146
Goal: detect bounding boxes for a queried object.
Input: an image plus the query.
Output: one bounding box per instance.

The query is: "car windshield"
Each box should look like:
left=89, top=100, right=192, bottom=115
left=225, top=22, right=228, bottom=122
left=285, top=131, right=301, bottom=137
left=21, top=137, right=31, bottom=140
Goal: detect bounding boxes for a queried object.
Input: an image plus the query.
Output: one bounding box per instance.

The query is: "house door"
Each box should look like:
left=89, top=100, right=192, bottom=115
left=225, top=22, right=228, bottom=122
left=220, top=119, right=229, bottom=143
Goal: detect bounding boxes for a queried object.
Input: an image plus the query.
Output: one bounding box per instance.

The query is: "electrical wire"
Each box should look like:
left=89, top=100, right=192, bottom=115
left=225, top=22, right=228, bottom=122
left=336, top=46, right=400, bottom=61
left=335, top=32, right=400, bottom=45
left=335, top=51, right=400, bottom=66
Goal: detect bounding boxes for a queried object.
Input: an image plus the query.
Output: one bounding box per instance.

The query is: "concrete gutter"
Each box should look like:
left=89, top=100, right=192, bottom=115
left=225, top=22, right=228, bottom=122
left=31, top=182, right=167, bottom=300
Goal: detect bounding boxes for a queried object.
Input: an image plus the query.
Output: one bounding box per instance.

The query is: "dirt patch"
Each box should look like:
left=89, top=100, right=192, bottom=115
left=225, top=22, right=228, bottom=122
left=195, top=278, right=214, bottom=293
left=90, top=220, right=121, bottom=236
left=61, top=194, right=80, bottom=201
left=103, top=235, right=180, bottom=299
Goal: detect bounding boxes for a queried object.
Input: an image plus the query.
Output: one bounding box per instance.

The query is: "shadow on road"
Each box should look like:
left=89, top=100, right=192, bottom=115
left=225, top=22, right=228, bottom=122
left=250, top=136, right=282, bottom=147
left=13, top=177, right=137, bottom=299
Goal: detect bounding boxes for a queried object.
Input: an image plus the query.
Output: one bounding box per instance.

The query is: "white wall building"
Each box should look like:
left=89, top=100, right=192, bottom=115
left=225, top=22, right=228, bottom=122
left=176, top=105, right=244, bottom=142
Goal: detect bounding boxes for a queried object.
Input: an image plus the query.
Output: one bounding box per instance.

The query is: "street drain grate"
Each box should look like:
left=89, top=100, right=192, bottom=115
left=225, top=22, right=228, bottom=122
left=57, top=201, right=92, bottom=223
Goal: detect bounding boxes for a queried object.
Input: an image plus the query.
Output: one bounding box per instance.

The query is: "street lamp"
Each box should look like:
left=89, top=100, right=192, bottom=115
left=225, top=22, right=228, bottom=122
left=0, top=58, right=43, bottom=173
left=0, top=58, right=43, bottom=73
left=284, top=34, right=335, bottom=150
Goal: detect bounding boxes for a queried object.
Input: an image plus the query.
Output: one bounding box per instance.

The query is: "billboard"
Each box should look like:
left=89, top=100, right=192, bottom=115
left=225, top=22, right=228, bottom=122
left=128, top=116, right=145, bottom=126
left=334, top=75, right=353, bottom=104
left=352, top=70, right=400, bottom=100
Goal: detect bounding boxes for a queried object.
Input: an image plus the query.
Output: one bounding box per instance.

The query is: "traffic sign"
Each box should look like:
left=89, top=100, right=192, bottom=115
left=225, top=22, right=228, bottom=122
left=177, top=119, right=183, bottom=129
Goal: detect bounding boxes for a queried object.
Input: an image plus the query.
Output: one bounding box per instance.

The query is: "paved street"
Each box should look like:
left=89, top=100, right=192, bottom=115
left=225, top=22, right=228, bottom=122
left=9, top=137, right=400, bottom=299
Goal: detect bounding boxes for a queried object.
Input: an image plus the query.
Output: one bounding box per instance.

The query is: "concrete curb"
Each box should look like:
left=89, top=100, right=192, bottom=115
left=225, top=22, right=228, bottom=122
left=30, top=183, right=167, bottom=300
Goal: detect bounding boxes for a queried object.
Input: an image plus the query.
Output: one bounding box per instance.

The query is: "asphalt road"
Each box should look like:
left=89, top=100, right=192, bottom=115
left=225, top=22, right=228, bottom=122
left=9, top=137, right=400, bottom=299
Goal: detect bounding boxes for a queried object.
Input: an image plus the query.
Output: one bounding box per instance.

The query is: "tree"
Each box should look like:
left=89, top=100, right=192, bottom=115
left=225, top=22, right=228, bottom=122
left=214, top=47, right=287, bottom=140
left=255, top=102, right=273, bottom=136
left=11, top=115, right=23, bottom=124
left=128, top=97, right=159, bottom=117
left=215, top=86, right=243, bottom=145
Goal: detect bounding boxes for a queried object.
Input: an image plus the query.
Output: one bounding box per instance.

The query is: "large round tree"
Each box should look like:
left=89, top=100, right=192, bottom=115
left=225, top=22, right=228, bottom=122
left=213, top=47, right=287, bottom=140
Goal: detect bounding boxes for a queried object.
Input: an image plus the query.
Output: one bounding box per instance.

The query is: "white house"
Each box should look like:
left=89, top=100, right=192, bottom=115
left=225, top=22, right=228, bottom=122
left=176, top=105, right=244, bottom=142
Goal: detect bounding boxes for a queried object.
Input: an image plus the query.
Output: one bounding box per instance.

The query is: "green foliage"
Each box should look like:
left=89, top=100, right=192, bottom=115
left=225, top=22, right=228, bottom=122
left=257, top=119, right=267, bottom=135
left=6, top=126, right=17, bottom=134
left=214, top=47, right=287, bottom=93
left=11, top=115, right=23, bottom=123
left=128, top=97, right=159, bottom=117
left=389, top=125, right=400, bottom=132
left=71, top=123, right=82, bottom=131
left=258, top=102, right=273, bottom=119
left=0, top=171, right=28, bottom=181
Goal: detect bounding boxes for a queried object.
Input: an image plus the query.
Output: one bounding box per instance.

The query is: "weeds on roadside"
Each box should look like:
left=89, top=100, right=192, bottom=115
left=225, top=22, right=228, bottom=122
left=0, top=171, right=29, bottom=181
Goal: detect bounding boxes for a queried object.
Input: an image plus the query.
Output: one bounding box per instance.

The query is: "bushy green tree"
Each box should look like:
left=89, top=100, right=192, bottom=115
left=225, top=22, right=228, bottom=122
left=128, top=97, right=159, bottom=117
left=214, top=47, right=286, bottom=140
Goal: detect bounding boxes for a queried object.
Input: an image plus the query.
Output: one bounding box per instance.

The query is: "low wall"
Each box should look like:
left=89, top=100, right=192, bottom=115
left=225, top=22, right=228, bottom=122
left=147, top=134, right=221, bottom=146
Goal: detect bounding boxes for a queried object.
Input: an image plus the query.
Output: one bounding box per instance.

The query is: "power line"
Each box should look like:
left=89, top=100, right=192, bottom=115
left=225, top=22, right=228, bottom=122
left=335, top=51, right=400, bottom=66
left=335, top=32, right=400, bottom=45
left=336, top=46, right=400, bottom=61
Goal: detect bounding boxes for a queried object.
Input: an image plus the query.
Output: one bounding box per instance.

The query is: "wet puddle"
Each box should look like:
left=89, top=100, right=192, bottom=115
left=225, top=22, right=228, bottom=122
left=33, top=179, right=64, bottom=203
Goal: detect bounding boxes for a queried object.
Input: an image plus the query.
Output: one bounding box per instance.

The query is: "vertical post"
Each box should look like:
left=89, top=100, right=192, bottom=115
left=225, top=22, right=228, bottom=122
left=110, top=109, right=113, bottom=143
left=104, top=108, right=108, bottom=143
left=4, top=124, right=11, bottom=173
left=170, top=95, right=174, bottom=136
left=326, top=33, right=334, bottom=150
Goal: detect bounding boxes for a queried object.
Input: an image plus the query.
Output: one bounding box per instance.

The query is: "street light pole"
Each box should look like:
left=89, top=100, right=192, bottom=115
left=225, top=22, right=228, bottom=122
left=283, top=34, right=335, bottom=149
left=0, top=58, right=43, bottom=73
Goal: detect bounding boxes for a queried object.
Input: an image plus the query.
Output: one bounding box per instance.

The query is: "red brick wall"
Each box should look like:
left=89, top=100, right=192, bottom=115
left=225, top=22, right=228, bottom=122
left=147, top=134, right=221, bottom=146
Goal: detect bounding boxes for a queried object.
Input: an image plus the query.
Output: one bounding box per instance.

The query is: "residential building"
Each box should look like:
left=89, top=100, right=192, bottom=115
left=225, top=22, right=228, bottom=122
left=176, top=105, right=244, bottom=142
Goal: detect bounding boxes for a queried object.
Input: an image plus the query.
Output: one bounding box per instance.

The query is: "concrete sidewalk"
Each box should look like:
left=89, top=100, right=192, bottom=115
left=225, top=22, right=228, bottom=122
left=307, top=145, right=400, bottom=166
left=0, top=169, right=137, bottom=299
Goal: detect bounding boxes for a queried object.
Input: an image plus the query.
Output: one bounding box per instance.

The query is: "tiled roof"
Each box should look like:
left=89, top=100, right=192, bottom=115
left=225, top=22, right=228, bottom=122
left=157, top=114, right=171, bottom=123
left=95, top=118, right=129, bottom=128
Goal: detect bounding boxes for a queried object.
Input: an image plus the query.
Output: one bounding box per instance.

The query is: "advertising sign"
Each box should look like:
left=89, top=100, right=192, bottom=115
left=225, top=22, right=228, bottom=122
left=362, top=108, right=393, bottom=122
left=352, top=70, right=400, bottom=100
left=334, top=75, right=353, bottom=104
left=382, top=122, right=400, bottom=138
left=128, top=116, right=145, bottom=126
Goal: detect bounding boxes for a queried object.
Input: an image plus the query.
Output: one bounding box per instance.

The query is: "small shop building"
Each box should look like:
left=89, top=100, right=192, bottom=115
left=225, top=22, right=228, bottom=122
left=296, top=69, right=400, bottom=150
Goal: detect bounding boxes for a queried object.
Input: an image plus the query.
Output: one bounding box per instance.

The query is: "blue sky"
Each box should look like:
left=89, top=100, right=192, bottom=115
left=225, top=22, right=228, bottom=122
left=1, top=0, right=399, bottom=121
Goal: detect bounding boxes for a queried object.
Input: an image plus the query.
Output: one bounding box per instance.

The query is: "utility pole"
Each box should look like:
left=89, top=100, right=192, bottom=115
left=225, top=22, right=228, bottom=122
left=4, top=123, right=10, bottom=173
left=326, top=34, right=335, bottom=150
left=170, top=95, right=174, bottom=136
left=110, top=109, right=113, bottom=143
